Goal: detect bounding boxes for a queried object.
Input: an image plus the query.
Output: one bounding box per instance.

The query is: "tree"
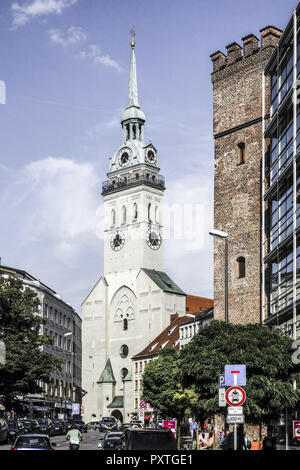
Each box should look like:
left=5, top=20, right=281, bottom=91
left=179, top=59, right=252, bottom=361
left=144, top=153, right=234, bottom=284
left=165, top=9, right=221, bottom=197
left=179, top=320, right=300, bottom=425
left=142, top=349, right=198, bottom=420
left=0, top=277, right=62, bottom=409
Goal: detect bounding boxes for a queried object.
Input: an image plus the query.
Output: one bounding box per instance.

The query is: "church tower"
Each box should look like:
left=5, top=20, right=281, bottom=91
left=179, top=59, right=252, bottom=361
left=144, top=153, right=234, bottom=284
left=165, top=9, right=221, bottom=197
left=82, top=30, right=186, bottom=423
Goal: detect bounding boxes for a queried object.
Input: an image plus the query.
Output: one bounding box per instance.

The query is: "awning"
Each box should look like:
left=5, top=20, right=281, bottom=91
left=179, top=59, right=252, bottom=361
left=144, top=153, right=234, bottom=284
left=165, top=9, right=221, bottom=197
left=144, top=415, right=151, bottom=419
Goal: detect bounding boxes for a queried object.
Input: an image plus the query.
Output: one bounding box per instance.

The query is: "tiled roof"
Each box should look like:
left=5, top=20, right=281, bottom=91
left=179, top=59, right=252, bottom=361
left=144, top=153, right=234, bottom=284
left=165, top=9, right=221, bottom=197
left=186, top=295, right=213, bottom=314
left=141, top=269, right=186, bottom=296
left=133, top=314, right=190, bottom=359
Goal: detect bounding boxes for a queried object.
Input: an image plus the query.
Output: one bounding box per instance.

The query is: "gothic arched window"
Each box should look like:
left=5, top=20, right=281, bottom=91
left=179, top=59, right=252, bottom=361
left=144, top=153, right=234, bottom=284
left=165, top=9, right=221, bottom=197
left=121, top=368, right=128, bottom=380
left=148, top=203, right=151, bottom=222
left=155, top=206, right=159, bottom=224
left=132, top=124, right=136, bottom=140
left=237, top=257, right=246, bottom=278
left=133, top=203, right=138, bottom=221
left=122, top=205, right=126, bottom=225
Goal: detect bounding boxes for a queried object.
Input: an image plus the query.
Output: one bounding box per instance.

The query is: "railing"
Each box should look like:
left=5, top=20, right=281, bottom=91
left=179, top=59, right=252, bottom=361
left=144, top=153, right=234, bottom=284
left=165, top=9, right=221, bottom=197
left=102, top=173, right=165, bottom=195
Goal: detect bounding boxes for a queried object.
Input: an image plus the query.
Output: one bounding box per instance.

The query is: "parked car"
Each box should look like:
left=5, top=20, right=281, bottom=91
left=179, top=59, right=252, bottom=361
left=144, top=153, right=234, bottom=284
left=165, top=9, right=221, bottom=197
left=7, top=420, right=23, bottom=442
left=92, top=421, right=100, bottom=431
left=11, top=434, right=57, bottom=450
left=99, top=417, right=118, bottom=432
left=130, top=420, right=143, bottom=428
left=51, top=419, right=66, bottom=435
left=98, top=432, right=123, bottom=450
left=35, top=418, right=55, bottom=436
left=73, top=420, right=87, bottom=433
left=119, top=423, right=132, bottom=432
left=0, top=418, right=8, bottom=444
left=19, top=419, right=35, bottom=434
left=117, top=428, right=177, bottom=450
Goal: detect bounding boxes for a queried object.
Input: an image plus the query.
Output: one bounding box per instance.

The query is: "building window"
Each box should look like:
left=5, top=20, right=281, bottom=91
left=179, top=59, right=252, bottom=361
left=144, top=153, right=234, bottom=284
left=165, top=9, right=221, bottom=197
left=148, top=203, right=151, bottom=222
left=237, top=142, right=245, bottom=164
left=237, top=257, right=246, bottom=278
left=120, top=344, right=129, bottom=358
left=121, top=368, right=128, bottom=380
left=44, top=304, right=48, bottom=318
left=122, top=206, right=126, bottom=225
left=123, top=319, right=128, bottom=331
left=111, top=209, right=116, bottom=227
left=133, top=203, right=138, bottom=221
left=135, top=362, right=138, bottom=373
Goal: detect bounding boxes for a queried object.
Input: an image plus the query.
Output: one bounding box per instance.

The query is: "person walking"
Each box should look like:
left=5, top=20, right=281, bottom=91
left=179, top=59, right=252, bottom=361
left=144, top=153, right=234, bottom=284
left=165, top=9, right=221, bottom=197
left=221, top=430, right=232, bottom=450
left=250, top=437, right=260, bottom=451
left=189, top=418, right=198, bottom=440
left=241, top=432, right=251, bottom=450
left=262, top=430, right=276, bottom=451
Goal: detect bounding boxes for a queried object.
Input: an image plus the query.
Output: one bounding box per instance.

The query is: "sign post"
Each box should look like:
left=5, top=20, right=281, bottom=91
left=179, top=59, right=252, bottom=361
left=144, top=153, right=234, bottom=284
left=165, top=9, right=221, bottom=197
left=225, top=365, right=246, bottom=451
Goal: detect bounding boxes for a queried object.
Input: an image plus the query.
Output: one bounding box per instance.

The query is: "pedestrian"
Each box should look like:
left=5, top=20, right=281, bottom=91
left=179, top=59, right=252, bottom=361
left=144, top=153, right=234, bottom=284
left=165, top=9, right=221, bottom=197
left=199, top=433, right=208, bottom=450
left=262, top=429, right=276, bottom=451
left=217, top=427, right=225, bottom=449
left=250, top=437, right=260, bottom=450
left=220, top=430, right=232, bottom=450
left=241, top=432, right=251, bottom=450
left=189, top=418, right=198, bottom=440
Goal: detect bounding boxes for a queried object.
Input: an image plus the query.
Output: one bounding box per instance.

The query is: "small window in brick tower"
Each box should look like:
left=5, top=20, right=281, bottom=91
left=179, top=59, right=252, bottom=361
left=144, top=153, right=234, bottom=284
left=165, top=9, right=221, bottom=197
left=238, top=142, right=245, bottom=164
left=237, top=257, right=246, bottom=278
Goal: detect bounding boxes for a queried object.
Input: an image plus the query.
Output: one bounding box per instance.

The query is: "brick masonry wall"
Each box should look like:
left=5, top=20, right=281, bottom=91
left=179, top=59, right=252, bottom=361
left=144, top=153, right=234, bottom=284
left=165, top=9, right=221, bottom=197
left=211, top=39, right=280, bottom=325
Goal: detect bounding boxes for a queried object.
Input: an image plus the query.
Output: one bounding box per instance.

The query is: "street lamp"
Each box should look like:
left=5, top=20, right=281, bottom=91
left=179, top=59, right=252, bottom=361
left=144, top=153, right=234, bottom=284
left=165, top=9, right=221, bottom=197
left=209, top=229, right=229, bottom=323
left=186, top=314, right=196, bottom=337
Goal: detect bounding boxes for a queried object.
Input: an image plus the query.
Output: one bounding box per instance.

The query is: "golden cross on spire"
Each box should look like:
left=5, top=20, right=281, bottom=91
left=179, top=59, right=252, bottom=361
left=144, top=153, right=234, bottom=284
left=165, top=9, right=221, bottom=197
left=130, top=26, right=135, bottom=49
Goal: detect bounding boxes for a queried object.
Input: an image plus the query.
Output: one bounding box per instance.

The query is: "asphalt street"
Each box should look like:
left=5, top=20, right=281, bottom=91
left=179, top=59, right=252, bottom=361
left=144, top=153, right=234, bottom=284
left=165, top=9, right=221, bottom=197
left=0, top=427, right=106, bottom=451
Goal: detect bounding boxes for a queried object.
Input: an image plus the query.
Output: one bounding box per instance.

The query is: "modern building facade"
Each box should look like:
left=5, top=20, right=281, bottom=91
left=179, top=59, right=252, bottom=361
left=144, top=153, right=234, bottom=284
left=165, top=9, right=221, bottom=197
left=210, top=26, right=282, bottom=324
left=262, top=3, right=300, bottom=341
left=0, top=264, right=82, bottom=418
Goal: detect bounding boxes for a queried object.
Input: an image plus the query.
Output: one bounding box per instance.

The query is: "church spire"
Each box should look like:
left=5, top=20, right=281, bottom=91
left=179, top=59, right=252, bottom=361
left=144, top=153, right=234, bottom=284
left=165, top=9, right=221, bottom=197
left=121, top=28, right=145, bottom=140
left=127, top=27, right=139, bottom=108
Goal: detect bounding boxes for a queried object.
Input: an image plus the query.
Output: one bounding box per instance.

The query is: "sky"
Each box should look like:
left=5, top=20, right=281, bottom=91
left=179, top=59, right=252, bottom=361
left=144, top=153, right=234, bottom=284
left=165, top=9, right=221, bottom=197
left=0, top=0, right=297, bottom=313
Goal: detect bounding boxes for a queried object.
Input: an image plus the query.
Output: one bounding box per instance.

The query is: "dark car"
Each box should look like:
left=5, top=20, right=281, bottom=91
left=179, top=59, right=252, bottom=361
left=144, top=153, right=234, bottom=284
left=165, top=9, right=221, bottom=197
left=7, top=421, right=23, bottom=442
left=11, top=434, right=57, bottom=451
left=73, top=420, right=87, bottom=433
left=98, top=432, right=123, bottom=450
left=0, top=418, right=9, bottom=444
left=20, top=420, right=35, bottom=434
left=119, top=423, right=132, bottom=432
left=51, top=419, right=66, bottom=435
left=99, top=417, right=118, bottom=432
left=35, top=418, right=55, bottom=436
left=118, top=428, right=177, bottom=450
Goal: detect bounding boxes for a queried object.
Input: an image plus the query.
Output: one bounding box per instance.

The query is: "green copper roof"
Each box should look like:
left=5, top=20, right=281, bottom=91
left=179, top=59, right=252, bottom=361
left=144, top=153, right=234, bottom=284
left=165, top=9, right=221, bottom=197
left=107, top=396, right=124, bottom=409
left=141, top=269, right=186, bottom=296
left=97, top=358, right=116, bottom=384
left=123, top=370, right=132, bottom=382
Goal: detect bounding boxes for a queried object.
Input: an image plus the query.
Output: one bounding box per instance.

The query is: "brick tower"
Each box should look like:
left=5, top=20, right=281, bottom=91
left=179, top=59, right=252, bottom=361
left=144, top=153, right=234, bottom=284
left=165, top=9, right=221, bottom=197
left=210, top=27, right=282, bottom=324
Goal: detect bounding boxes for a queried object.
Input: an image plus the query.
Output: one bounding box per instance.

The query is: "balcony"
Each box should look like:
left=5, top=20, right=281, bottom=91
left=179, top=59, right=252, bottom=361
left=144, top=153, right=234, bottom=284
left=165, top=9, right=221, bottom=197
left=102, top=173, right=166, bottom=195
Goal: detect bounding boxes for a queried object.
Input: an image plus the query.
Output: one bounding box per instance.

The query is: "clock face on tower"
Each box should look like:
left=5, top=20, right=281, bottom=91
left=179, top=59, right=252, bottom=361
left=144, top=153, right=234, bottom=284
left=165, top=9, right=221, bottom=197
left=146, top=228, right=161, bottom=250
left=110, top=230, right=125, bottom=251
left=145, top=148, right=157, bottom=165
left=118, top=148, right=132, bottom=167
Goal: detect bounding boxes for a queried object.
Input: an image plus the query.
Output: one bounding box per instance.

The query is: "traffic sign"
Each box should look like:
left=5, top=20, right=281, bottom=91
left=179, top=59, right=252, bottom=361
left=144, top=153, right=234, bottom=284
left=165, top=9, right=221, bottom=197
left=225, top=386, right=246, bottom=407
left=228, top=406, right=243, bottom=415
left=140, top=401, right=147, bottom=408
left=219, top=388, right=226, bottom=407
left=218, top=374, right=225, bottom=388
left=226, top=415, right=244, bottom=424
left=225, top=365, right=246, bottom=386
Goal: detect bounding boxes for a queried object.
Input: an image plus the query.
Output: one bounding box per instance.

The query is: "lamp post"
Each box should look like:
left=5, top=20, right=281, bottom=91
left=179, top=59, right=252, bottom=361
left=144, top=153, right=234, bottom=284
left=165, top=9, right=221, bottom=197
left=209, top=229, right=229, bottom=323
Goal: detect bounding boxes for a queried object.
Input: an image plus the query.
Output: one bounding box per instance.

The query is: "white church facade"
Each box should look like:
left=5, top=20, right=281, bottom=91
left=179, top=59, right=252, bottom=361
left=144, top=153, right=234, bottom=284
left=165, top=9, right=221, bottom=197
left=82, top=31, right=187, bottom=423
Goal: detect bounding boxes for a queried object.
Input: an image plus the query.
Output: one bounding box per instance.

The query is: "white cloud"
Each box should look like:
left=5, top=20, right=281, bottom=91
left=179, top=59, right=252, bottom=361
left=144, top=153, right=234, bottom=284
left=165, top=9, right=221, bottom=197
left=11, top=0, right=78, bottom=28
left=48, top=25, right=87, bottom=47
left=79, top=44, right=121, bottom=71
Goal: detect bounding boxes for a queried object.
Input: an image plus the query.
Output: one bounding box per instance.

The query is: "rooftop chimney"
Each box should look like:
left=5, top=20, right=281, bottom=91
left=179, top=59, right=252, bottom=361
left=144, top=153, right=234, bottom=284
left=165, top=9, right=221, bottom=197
left=226, top=42, right=242, bottom=65
left=210, top=51, right=226, bottom=72
left=242, top=34, right=259, bottom=56
left=260, top=26, right=283, bottom=48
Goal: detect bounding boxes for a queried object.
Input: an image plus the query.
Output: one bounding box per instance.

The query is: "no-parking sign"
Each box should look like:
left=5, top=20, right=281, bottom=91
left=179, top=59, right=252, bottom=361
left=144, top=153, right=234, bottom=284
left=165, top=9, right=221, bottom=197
left=225, top=386, right=246, bottom=407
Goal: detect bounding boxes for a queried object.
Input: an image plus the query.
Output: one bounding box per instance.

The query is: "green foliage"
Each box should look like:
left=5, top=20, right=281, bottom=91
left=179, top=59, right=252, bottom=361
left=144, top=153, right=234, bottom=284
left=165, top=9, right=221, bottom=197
left=0, top=277, right=62, bottom=407
left=142, top=349, right=198, bottom=420
left=179, top=320, right=300, bottom=424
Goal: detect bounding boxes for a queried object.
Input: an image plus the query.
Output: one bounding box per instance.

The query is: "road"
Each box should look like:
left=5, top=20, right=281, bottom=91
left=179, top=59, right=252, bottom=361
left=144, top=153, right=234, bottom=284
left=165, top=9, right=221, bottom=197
left=0, top=426, right=106, bottom=451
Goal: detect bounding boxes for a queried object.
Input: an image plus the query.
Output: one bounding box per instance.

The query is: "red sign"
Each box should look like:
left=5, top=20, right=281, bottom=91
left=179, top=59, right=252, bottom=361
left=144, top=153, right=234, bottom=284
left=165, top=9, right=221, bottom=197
left=293, top=421, right=300, bottom=440
left=140, top=401, right=147, bottom=408
left=163, top=420, right=176, bottom=429
left=225, top=386, right=246, bottom=407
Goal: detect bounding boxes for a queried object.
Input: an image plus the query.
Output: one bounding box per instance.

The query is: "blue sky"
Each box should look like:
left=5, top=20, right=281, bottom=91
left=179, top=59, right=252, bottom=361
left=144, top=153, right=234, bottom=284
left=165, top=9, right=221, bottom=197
left=0, top=0, right=297, bottom=312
